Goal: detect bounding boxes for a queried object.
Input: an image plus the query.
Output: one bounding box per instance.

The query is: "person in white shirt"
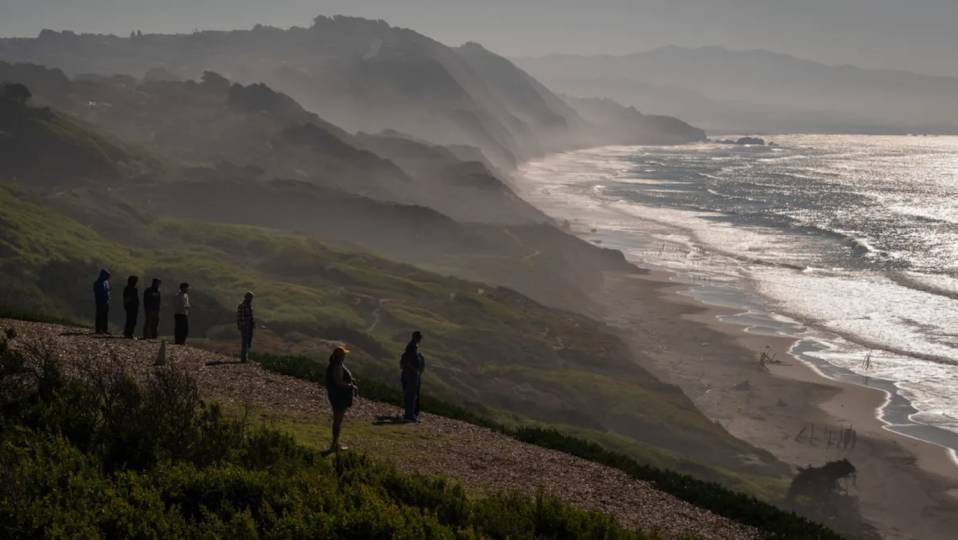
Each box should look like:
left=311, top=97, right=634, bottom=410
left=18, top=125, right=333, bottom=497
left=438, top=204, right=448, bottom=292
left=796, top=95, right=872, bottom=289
left=173, top=282, right=190, bottom=345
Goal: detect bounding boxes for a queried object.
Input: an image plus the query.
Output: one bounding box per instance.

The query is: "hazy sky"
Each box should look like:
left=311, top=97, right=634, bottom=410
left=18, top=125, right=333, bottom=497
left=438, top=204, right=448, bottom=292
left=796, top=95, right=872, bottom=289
left=2, top=0, right=956, bottom=77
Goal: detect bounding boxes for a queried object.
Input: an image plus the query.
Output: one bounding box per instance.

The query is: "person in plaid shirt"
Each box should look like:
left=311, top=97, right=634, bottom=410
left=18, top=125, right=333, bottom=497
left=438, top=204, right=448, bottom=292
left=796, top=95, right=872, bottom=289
left=236, top=291, right=255, bottom=362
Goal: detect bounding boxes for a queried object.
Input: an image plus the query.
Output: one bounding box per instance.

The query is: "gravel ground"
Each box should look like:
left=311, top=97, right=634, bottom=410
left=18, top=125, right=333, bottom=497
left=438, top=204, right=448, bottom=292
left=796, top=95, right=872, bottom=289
left=2, top=318, right=758, bottom=539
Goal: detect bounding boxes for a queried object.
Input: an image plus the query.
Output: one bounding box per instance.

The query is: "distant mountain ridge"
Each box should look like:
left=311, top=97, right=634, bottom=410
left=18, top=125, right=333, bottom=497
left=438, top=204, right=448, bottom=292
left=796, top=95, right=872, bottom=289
left=516, top=45, right=958, bottom=134
left=0, top=16, right=704, bottom=169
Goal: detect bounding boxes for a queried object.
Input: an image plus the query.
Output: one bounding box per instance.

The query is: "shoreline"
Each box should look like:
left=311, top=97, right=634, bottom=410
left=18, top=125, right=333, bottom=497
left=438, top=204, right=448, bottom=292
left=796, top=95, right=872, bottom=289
left=600, top=265, right=958, bottom=539
left=513, top=147, right=958, bottom=538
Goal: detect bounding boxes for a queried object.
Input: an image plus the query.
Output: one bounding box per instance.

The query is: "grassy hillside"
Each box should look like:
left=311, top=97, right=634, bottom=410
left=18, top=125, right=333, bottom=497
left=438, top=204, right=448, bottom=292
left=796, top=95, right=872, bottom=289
left=0, top=97, right=156, bottom=189
left=240, top=354, right=838, bottom=539
left=0, top=184, right=788, bottom=490
left=0, top=73, right=635, bottom=313
left=0, top=335, right=645, bottom=539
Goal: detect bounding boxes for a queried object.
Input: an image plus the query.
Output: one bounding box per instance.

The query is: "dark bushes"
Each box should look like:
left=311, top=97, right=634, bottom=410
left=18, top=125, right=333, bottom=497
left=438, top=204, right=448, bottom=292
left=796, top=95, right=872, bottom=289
left=0, top=334, right=644, bottom=539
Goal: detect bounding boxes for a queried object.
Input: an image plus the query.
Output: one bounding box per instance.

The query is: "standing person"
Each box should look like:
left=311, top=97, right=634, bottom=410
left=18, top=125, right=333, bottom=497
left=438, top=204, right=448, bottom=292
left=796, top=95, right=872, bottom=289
left=400, top=331, right=425, bottom=423
left=173, top=282, right=190, bottom=345
left=142, top=278, right=162, bottom=339
left=236, top=291, right=254, bottom=362
left=92, top=269, right=112, bottom=334
left=122, top=275, right=139, bottom=339
left=325, top=346, right=357, bottom=452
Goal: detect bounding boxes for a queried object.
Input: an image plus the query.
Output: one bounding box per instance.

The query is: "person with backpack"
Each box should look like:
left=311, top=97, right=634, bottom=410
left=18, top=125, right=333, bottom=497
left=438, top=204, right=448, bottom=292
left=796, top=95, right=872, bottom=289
left=400, top=331, right=425, bottom=423
left=92, top=268, right=112, bottom=334
left=142, top=278, right=162, bottom=339
left=325, top=346, right=358, bottom=452
left=173, top=282, right=190, bottom=345
left=122, top=275, right=139, bottom=339
left=236, top=291, right=254, bottom=362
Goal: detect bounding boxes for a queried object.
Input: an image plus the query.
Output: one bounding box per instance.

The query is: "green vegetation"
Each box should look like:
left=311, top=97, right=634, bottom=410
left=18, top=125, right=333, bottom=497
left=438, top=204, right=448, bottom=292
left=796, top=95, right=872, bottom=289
left=0, top=334, right=648, bottom=539
left=0, top=95, right=155, bottom=189
left=253, top=353, right=841, bottom=540
left=0, top=185, right=777, bottom=484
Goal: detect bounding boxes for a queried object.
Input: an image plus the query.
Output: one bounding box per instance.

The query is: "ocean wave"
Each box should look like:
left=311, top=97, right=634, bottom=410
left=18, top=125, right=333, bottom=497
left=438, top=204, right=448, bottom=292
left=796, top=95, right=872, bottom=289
left=888, top=272, right=958, bottom=302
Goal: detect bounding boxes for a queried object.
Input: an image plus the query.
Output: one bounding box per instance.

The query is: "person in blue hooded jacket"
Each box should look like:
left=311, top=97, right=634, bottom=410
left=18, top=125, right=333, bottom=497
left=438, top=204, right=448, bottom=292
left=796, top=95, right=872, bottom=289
left=93, top=269, right=112, bottom=334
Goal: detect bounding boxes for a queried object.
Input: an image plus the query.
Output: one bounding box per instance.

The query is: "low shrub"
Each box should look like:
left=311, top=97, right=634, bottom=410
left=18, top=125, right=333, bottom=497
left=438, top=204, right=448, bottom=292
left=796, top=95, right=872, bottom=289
left=0, top=338, right=645, bottom=539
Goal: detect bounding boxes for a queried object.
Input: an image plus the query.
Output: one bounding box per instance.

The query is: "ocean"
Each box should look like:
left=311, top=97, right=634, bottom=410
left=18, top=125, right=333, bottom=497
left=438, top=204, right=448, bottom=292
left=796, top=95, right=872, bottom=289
left=517, top=135, right=958, bottom=456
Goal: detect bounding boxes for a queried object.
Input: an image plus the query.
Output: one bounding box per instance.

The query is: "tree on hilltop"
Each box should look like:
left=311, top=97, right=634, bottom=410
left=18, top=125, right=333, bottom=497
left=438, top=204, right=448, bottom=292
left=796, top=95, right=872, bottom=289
left=1, top=83, right=31, bottom=105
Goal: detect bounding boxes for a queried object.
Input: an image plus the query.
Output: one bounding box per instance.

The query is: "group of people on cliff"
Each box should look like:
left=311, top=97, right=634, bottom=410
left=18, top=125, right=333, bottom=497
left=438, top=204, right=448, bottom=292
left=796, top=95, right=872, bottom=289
left=93, top=270, right=198, bottom=347
left=92, top=269, right=425, bottom=452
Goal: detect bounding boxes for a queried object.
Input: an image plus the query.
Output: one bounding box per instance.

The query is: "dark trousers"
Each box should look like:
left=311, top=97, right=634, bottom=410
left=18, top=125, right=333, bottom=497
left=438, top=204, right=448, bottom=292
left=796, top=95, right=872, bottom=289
left=239, top=328, right=253, bottom=361
left=401, top=370, right=421, bottom=420
left=123, top=307, right=138, bottom=338
left=94, top=302, right=109, bottom=334
left=174, top=314, right=189, bottom=345
left=143, top=311, right=160, bottom=339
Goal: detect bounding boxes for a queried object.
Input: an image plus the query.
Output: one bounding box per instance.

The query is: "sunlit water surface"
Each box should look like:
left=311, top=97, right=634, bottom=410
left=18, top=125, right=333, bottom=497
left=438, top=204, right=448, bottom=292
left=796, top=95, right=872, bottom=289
left=518, top=135, right=958, bottom=452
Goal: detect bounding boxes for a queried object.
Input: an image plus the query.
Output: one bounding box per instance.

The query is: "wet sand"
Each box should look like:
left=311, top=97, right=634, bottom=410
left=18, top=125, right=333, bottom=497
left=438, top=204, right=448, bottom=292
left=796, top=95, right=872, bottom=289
left=598, top=269, right=958, bottom=539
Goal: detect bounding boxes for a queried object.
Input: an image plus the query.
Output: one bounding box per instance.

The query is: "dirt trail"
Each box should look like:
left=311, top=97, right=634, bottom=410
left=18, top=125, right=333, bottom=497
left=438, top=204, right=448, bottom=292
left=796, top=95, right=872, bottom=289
left=2, top=318, right=757, bottom=540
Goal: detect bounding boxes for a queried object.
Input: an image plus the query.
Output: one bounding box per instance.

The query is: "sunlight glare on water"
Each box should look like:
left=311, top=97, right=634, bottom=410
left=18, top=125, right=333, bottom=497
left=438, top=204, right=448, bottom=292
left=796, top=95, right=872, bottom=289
left=518, top=135, right=958, bottom=439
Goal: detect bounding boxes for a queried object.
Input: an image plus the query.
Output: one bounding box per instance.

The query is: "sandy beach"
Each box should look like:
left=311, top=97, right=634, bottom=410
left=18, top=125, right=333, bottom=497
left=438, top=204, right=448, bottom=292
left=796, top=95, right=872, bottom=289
left=597, top=268, right=958, bottom=539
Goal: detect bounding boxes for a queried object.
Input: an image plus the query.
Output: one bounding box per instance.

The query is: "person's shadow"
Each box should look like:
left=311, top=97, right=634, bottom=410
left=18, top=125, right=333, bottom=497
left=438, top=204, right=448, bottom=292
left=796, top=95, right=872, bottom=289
left=60, top=331, right=121, bottom=340
left=372, top=415, right=408, bottom=426
left=205, top=360, right=246, bottom=366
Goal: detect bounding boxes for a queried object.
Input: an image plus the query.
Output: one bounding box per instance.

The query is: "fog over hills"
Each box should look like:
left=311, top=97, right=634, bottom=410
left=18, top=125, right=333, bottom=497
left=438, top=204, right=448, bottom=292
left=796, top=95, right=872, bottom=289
left=517, top=45, right=958, bottom=134
left=0, top=15, right=703, bottom=168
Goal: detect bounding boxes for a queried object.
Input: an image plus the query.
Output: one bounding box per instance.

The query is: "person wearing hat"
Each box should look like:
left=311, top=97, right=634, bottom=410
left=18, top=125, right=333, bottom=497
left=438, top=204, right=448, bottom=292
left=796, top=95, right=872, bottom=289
left=236, top=291, right=255, bottom=362
left=325, top=346, right=357, bottom=452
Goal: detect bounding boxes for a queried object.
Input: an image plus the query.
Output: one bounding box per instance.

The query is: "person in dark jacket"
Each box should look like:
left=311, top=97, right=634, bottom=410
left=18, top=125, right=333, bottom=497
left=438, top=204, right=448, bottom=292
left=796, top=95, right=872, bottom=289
left=122, top=275, right=139, bottom=339
left=92, top=269, right=112, bottom=334
left=173, top=282, right=190, bottom=345
left=400, top=331, right=425, bottom=423
left=325, top=346, right=357, bottom=452
left=236, top=291, right=254, bottom=362
left=142, top=278, right=162, bottom=339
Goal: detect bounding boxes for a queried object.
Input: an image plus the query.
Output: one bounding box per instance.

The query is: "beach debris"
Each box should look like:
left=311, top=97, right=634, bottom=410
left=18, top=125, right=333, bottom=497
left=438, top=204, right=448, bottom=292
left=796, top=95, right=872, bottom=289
left=733, top=379, right=752, bottom=391
left=795, top=422, right=857, bottom=450
left=840, top=426, right=857, bottom=449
